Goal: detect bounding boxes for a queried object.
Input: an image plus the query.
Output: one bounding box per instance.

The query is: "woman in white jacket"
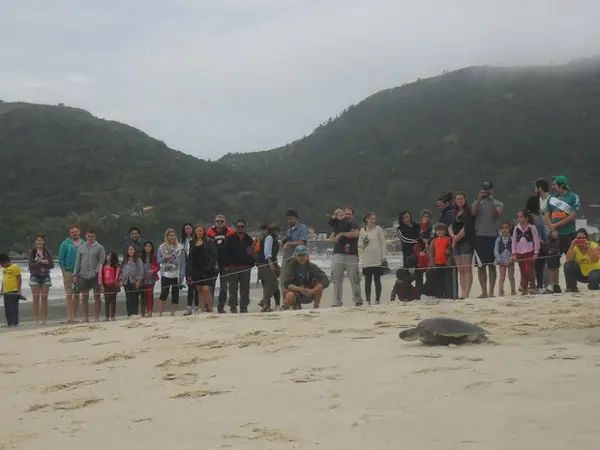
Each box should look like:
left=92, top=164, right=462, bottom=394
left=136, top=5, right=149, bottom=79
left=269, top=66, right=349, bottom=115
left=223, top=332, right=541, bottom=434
left=358, top=212, right=388, bottom=305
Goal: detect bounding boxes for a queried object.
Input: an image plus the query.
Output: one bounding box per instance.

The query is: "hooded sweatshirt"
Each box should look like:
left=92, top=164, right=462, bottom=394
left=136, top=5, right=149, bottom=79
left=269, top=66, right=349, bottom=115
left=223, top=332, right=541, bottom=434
left=58, top=237, right=82, bottom=272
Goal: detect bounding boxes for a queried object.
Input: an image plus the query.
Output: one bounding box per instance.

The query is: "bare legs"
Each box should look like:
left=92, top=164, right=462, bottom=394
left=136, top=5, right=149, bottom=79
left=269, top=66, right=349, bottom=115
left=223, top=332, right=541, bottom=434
left=196, top=285, right=213, bottom=313
left=498, top=263, right=516, bottom=296
left=477, top=265, right=497, bottom=297
left=455, top=255, right=473, bottom=298
left=31, top=285, right=40, bottom=325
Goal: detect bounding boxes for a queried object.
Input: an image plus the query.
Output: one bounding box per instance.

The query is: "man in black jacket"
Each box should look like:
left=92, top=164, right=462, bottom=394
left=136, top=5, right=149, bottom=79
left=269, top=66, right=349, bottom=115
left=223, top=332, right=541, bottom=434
left=226, top=219, right=255, bottom=313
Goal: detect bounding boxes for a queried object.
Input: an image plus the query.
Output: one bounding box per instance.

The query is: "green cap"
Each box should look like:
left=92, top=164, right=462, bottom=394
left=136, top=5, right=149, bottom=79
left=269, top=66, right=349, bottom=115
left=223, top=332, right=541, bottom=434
left=553, top=175, right=570, bottom=191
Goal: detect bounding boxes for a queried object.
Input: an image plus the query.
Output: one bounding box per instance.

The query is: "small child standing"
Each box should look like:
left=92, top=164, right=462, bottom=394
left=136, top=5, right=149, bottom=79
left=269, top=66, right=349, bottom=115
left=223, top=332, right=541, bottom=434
left=511, top=210, right=540, bottom=295
left=425, top=223, right=453, bottom=298
left=98, top=252, right=121, bottom=321
left=141, top=241, right=160, bottom=317
left=494, top=221, right=516, bottom=296
left=1, top=254, right=22, bottom=327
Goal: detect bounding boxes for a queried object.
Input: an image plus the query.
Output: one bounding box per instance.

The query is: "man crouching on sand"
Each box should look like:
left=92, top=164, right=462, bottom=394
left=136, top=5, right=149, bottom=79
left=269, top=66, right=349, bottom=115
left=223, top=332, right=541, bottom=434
left=281, top=245, right=330, bottom=309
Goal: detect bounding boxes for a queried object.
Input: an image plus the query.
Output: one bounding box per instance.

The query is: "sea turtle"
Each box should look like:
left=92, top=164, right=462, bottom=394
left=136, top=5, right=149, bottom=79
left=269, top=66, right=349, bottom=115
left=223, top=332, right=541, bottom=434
left=398, top=317, right=489, bottom=346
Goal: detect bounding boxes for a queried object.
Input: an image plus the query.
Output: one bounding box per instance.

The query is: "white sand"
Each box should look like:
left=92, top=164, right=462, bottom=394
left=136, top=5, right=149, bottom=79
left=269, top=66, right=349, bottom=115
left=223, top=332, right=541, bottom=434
left=2, top=274, right=600, bottom=450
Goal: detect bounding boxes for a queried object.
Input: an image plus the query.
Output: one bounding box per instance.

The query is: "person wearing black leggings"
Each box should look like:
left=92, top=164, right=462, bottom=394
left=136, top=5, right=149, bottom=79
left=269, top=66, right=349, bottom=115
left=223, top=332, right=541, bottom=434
left=358, top=212, right=388, bottom=305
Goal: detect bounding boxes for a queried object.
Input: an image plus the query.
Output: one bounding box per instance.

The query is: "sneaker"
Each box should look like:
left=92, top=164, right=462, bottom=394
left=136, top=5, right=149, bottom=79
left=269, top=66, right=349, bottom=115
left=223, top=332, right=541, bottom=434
left=230, top=306, right=238, bottom=314
left=183, top=307, right=193, bottom=316
left=366, top=300, right=371, bottom=306
left=374, top=300, right=380, bottom=305
left=553, top=284, right=562, bottom=294
left=193, top=307, right=200, bottom=315
left=240, top=307, right=248, bottom=313
left=217, top=306, right=225, bottom=314
left=565, top=287, right=579, bottom=293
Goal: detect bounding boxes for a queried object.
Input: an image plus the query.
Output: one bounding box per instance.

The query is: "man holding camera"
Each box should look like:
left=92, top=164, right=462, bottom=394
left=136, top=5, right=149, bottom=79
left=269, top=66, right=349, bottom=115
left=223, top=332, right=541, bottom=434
left=472, top=181, right=504, bottom=297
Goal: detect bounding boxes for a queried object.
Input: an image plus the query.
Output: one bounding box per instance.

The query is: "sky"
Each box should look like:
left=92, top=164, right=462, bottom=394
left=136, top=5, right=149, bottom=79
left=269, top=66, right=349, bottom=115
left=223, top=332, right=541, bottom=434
left=2, top=0, right=600, bottom=160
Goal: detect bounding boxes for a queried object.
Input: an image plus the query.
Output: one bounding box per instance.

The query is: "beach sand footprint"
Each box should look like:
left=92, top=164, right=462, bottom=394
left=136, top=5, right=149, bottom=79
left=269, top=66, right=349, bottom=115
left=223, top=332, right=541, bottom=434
left=162, top=372, right=200, bottom=386
left=91, top=340, right=121, bottom=347
left=25, top=397, right=103, bottom=413
left=411, top=364, right=472, bottom=375
left=284, top=366, right=342, bottom=383
left=222, top=423, right=298, bottom=443
left=93, top=352, right=135, bottom=365
left=171, top=388, right=230, bottom=399
left=57, top=336, right=90, bottom=343
left=44, top=379, right=105, bottom=393
left=156, top=355, right=225, bottom=371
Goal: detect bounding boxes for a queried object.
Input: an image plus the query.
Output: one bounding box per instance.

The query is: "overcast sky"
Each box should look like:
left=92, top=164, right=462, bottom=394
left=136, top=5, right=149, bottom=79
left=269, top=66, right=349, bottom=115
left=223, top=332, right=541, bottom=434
left=2, top=0, right=599, bottom=159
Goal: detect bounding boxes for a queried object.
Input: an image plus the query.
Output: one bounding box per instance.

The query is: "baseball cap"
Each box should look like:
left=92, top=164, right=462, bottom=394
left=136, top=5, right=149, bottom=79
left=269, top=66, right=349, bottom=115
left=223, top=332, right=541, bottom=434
left=481, top=181, right=493, bottom=190
left=294, top=245, right=309, bottom=255
left=553, top=175, right=570, bottom=190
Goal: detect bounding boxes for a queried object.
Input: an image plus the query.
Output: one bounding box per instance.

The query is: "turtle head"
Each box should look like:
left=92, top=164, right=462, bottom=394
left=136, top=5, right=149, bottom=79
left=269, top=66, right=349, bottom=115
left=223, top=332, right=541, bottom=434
left=399, top=328, right=419, bottom=341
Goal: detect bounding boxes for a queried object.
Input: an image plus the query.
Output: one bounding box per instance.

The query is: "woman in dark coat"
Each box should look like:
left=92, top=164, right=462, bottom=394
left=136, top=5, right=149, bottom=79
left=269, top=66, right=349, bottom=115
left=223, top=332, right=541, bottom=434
left=186, top=224, right=218, bottom=314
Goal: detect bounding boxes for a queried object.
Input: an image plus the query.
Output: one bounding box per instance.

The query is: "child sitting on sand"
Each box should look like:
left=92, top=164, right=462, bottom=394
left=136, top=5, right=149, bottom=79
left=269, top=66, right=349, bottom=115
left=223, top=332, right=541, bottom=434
left=390, top=268, right=420, bottom=302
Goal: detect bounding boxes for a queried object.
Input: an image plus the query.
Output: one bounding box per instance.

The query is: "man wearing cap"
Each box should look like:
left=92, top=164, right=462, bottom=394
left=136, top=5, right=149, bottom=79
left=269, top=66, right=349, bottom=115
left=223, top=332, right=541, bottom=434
left=281, top=245, right=330, bottom=309
left=472, top=181, right=504, bottom=298
left=545, top=175, right=581, bottom=293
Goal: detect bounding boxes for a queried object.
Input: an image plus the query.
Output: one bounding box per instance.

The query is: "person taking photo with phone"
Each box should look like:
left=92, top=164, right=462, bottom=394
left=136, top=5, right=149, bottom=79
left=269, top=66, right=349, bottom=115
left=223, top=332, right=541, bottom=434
left=564, top=228, right=600, bottom=292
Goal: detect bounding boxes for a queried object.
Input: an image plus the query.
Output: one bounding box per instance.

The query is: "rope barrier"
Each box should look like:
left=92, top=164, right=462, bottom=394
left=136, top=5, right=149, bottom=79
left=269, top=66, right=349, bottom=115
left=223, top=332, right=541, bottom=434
left=59, top=251, right=564, bottom=296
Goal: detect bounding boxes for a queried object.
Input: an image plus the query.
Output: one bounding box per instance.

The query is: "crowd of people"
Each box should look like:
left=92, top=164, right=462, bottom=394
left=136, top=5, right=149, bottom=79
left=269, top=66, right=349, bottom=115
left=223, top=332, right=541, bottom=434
left=2, top=174, right=597, bottom=328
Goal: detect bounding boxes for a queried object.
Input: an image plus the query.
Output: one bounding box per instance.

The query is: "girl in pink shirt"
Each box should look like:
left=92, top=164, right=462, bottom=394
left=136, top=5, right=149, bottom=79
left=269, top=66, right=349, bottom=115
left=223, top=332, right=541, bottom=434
left=511, top=210, right=540, bottom=295
left=98, top=252, right=121, bottom=320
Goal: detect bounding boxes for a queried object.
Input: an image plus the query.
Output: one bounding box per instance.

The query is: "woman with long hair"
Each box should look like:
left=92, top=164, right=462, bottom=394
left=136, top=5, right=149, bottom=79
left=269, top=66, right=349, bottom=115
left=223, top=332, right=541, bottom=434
left=449, top=192, right=475, bottom=298
left=186, top=224, right=218, bottom=314
left=359, top=212, right=387, bottom=305
left=397, top=211, right=422, bottom=286
left=525, top=195, right=549, bottom=293
left=181, top=223, right=199, bottom=315
left=121, top=244, right=144, bottom=317
left=157, top=229, right=185, bottom=316
left=28, top=234, right=54, bottom=325
left=141, top=241, right=160, bottom=317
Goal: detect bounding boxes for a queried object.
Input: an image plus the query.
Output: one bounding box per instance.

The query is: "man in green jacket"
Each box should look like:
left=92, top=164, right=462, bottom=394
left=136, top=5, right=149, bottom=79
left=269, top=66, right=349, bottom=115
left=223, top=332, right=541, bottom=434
left=57, top=225, right=83, bottom=322
left=281, top=245, right=330, bottom=309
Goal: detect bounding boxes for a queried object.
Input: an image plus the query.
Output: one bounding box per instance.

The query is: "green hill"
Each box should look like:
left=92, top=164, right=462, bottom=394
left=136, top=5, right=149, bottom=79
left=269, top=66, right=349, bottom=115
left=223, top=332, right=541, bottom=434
left=2, top=57, right=600, bottom=252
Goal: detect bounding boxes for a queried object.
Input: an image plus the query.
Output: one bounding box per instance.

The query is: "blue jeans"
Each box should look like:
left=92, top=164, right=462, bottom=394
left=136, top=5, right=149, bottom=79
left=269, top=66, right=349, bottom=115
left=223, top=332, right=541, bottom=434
left=564, top=261, right=600, bottom=290
left=211, top=268, right=229, bottom=310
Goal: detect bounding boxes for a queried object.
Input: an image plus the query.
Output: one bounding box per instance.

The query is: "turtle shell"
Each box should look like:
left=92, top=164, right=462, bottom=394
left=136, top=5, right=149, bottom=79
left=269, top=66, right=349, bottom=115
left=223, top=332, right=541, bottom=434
left=417, top=317, right=488, bottom=337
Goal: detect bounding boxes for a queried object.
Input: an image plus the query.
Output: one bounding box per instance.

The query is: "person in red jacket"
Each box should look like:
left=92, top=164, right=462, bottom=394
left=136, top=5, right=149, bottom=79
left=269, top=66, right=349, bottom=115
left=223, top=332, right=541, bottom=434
left=207, top=214, right=236, bottom=313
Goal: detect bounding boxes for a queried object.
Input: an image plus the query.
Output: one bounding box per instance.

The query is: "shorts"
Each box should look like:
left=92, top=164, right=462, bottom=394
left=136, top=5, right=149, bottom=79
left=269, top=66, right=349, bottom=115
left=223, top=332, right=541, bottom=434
left=294, top=292, right=316, bottom=307
left=63, top=271, right=74, bottom=289
left=77, top=276, right=99, bottom=293
left=30, top=275, right=52, bottom=286
left=453, top=240, right=473, bottom=258
left=547, top=233, right=575, bottom=270
left=475, top=236, right=496, bottom=265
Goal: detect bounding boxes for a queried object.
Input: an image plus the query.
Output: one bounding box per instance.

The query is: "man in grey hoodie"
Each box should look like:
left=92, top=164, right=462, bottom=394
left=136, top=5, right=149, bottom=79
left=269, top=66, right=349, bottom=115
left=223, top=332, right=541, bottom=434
left=73, top=229, right=106, bottom=322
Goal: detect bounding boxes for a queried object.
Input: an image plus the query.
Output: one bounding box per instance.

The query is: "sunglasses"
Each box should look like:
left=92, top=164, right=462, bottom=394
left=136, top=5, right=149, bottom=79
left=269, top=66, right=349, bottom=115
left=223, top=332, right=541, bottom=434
left=236, top=224, right=246, bottom=228
left=216, top=220, right=224, bottom=223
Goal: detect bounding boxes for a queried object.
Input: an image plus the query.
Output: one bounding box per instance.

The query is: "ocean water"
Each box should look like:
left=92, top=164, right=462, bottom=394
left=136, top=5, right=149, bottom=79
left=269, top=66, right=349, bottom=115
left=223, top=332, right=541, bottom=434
left=0, top=254, right=404, bottom=306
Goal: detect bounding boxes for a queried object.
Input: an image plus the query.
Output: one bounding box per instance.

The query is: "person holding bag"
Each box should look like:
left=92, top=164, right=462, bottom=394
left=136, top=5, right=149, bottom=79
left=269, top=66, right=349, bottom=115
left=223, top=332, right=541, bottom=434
left=358, top=212, right=387, bottom=305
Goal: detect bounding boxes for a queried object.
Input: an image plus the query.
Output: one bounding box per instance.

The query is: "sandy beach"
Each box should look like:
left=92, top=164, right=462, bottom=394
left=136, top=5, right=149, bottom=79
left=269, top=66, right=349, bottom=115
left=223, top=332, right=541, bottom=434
left=2, top=273, right=600, bottom=450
